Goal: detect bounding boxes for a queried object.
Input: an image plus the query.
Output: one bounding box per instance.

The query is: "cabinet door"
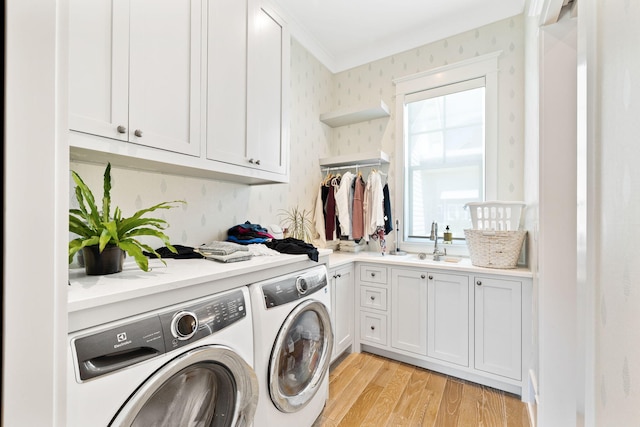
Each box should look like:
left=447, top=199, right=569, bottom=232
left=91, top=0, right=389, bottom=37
left=246, top=3, right=289, bottom=174
left=330, top=265, right=354, bottom=361
left=206, top=0, right=249, bottom=166
left=68, top=0, right=129, bottom=141
left=390, top=269, right=427, bottom=355
left=128, top=0, right=202, bottom=156
left=427, top=272, right=470, bottom=366
left=475, top=276, right=522, bottom=380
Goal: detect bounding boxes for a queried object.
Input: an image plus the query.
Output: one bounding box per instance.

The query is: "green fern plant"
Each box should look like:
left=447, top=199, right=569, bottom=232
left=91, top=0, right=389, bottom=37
left=278, top=206, right=314, bottom=243
left=69, top=163, right=185, bottom=272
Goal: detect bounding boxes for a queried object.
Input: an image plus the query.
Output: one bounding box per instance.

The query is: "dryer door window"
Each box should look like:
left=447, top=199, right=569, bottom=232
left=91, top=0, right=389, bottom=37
left=269, top=299, right=334, bottom=413
left=110, top=346, right=258, bottom=427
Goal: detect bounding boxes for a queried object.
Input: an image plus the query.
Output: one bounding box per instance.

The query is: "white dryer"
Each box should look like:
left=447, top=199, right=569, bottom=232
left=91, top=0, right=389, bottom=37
left=249, top=265, right=333, bottom=427
left=67, top=286, right=258, bottom=427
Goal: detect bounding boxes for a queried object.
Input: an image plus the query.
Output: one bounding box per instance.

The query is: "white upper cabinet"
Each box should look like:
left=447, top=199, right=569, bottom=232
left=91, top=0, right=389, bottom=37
left=69, top=0, right=202, bottom=156
left=68, top=0, right=129, bottom=141
left=69, top=0, right=289, bottom=184
left=127, top=0, right=202, bottom=156
left=206, top=0, right=249, bottom=167
left=207, top=0, right=289, bottom=175
left=246, top=3, right=289, bottom=174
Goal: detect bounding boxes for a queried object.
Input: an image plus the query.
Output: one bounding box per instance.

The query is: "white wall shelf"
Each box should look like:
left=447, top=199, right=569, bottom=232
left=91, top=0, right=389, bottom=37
left=319, top=150, right=389, bottom=171
left=319, top=100, right=390, bottom=127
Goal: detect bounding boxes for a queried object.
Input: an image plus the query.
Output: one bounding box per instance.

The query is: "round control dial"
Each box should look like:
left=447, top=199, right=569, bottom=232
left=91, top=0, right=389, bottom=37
left=171, top=311, right=198, bottom=340
left=296, top=277, right=309, bottom=294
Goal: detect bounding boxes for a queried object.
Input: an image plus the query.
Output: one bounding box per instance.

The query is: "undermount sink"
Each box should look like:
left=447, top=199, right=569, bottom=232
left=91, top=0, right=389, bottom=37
left=404, top=253, right=463, bottom=263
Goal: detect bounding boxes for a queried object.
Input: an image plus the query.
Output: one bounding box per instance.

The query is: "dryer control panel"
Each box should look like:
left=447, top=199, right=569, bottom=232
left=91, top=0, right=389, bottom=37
left=72, top=289, right=246, bottom=381
left=261, top=266, right=328, bottom=308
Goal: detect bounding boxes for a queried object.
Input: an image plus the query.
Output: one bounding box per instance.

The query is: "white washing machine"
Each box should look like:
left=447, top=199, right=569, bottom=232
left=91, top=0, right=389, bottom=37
left=249, top=265, right=333, bottom=427
left=67, top=286, right=258, bottom=427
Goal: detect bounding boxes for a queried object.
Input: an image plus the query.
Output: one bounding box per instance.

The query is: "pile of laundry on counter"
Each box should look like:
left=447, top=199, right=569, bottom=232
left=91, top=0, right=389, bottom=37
left=148, top=221, right=320, bottom=264
left=202, top=221, right=320, bottom=263
left=196, top=241, right=255, bottom=263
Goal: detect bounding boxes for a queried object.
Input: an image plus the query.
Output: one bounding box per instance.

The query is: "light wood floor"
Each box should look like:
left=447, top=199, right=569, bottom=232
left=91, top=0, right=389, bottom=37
left=314, top=352, right=531, bottom=427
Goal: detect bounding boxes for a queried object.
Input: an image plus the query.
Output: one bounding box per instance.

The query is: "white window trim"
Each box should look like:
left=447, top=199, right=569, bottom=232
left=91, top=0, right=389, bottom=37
left=393, top=51, right=501, bottom=255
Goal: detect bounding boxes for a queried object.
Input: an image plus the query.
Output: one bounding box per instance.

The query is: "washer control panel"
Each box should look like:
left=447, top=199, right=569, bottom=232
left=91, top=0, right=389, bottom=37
left=159, top=289, right=246, bottom=352
left=261, top=266, right=328, bottom=308
left=72, top=289, right=246, bottom=381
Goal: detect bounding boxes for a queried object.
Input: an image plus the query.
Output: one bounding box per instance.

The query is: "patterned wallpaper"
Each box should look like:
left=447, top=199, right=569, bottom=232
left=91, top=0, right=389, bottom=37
left=69, top=15, right=524, bottom=254
left=595, top=0, right=640, bottom=423
left=329, top=14, right=524, bottom=204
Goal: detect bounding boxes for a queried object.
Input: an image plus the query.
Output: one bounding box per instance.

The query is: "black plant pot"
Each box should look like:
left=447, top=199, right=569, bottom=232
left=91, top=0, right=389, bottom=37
left=82, top=245, right=125, bottom=275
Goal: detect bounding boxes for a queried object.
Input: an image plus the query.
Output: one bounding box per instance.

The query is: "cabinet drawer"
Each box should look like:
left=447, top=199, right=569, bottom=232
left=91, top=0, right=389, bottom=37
left=360, top=286, right=387, bottom=311
left=360, top=312, right=387, bottom=345
left=359, top=264, right=388, bottom=285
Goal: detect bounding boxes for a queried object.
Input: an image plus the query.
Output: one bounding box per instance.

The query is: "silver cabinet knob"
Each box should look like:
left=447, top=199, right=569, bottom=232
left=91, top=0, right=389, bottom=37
left=370, top=325, right=375, bottom=331
left=370, top=296, right=375, bottom=301
left=421, top=274, right=426, bottom=279
left=428, top=275, right=433, bottom=280
left=476, top=280, right=482, bottom=286
left=134, top=129, right=143, bottom=137
left=255, top=159, right=261, bottom=165
left=371, top=272, right=376, bottom=277
left=117, top=125, right=127, bottom=134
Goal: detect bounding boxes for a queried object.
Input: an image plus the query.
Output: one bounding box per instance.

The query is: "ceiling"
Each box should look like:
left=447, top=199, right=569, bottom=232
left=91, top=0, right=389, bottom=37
left=269, top=0, right=527, bottom=73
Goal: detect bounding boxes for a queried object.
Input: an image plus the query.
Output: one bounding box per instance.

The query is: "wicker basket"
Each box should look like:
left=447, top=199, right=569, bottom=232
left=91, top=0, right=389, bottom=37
left=464, top=229, right=526, bottom=269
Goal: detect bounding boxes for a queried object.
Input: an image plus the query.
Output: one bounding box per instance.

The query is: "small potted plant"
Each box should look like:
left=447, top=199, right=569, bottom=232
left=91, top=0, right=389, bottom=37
left=69, top=163, right=184, bottom=275
left=278, top=206, right=314, bottom=243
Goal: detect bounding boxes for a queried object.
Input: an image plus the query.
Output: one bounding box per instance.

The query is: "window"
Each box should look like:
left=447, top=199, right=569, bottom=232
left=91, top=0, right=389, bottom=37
left=394, top=52, right=499, bottom=252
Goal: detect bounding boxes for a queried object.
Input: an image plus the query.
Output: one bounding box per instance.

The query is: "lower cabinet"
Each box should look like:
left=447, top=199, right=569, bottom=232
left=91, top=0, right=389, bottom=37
left=390, top=268, right=427, bottom=355
left=355, top=262, right=531, bottom=398
left=474, top=276, right=522, bottom=380
left=329, top=264, right=354, bottom=362
left=427, top=272, right=471, bottom=367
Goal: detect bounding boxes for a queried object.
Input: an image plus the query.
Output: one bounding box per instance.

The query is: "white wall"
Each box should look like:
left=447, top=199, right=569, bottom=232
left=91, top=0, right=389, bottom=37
left=522, top=9, right=541, bottom=424
left=537, top=13, right=578, bottom=427
left=4, top=0, right=69, bottom=425
left=591, top=0, right=640, bottom=424
left=331, top=15, right=525, bottom=198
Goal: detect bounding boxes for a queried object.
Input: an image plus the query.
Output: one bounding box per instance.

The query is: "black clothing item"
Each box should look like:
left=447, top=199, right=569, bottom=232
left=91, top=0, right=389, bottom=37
left=144, top=245, right=204, bottom=259
left=383, top=183, right=393, bottom=235
left=265, top=238, right=319, bottom=262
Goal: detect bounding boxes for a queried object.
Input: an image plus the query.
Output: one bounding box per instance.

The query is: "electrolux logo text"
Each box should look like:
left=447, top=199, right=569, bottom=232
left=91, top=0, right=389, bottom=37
left=114, top=332, right=132, bottom=349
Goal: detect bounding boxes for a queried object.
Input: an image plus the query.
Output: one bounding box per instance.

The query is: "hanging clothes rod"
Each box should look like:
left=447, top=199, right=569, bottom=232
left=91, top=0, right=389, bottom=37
left=320, top=161, right=386, bottom=173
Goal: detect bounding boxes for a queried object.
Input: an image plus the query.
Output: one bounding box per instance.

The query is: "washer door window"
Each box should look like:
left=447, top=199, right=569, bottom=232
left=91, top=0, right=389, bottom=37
left=269, top=300, right=334, bottom=413
left=110, top=346, right=258, bottom=427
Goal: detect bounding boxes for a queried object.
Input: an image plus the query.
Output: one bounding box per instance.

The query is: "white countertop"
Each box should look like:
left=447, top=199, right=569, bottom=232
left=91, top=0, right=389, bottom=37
left=328, top=251, right=533, bottom=278
left=68, top=250, right=331, bottom=332
left=68, top=248, right=530, bottom=333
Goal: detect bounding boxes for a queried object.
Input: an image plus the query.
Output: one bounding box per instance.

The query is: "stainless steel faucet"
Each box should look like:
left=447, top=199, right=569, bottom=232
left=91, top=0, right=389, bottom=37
left=430, top=221, right=445, bottom=261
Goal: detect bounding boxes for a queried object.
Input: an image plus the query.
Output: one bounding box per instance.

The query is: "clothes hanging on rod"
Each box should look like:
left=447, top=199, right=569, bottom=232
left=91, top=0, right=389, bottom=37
left=383, top=182, right=393, bottom=235
left=335, top=171, right=355, bottom=238
left=363, top=169, right=385, bottom=241
left=313, top=164, right=391, bottom=247
left=352, top=173, right=365, bottom=241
